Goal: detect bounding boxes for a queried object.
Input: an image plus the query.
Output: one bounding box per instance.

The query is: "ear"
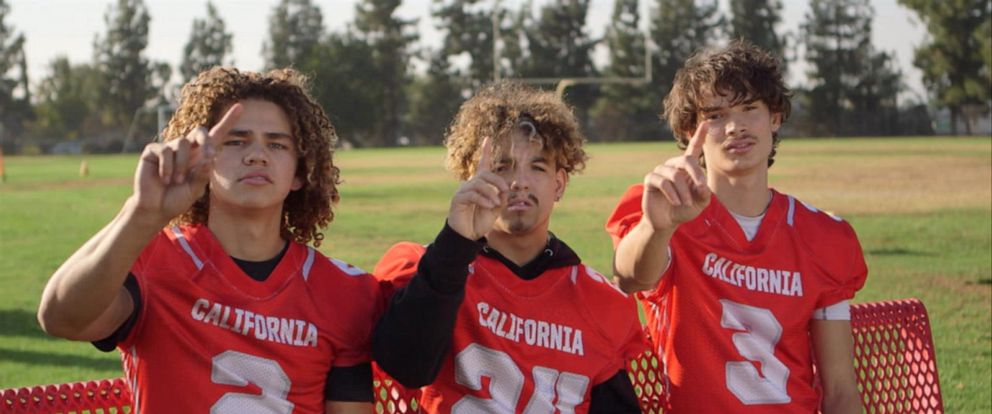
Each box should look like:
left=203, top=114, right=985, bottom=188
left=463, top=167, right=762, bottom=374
left=554, top=169, right=567, bottom=202
left=771, top=112, right=783, bottom=132
left=291, top=175, right=304, bottom=191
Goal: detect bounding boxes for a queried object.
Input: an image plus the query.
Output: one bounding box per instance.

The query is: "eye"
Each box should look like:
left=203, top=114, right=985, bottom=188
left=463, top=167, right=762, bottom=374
left=743, top=104, right=757, bottom=111
left=704, top=113, right=722, bottom=121
left=268, top=142, right=289, bottom=150
left=493, top=164, right=509, bottom=173
left=223, top=139, right=245, bottom=146
left=532, top=164, right=547, bottom=172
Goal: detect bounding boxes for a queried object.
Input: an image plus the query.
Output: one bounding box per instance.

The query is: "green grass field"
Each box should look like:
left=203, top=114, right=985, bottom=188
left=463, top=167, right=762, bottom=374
left=1, top=137, right=989, bottom=412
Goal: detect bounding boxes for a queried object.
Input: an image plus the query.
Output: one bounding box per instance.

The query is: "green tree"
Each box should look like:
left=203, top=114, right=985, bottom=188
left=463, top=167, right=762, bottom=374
left=180, top=1, right=233, bottom=82
left=0, top=0, right=30, bottom=146
left=650, top=0, right=722, bottom=136
left=92, top=0, right=156, bottom=129
left=353, top=0, right=417, bottom=146
left=263, top=0, right=324, bottom=69
left=305, top=31, right=379, bottom=146
left=591, top=0, right=658, bottom=140
left=802, top=0, right=901, bottom=136
left=729, top=0, right=786, bottom=60
left=406, top=51, right=465, bottom=145
left=520, top=0, right=598, bottom=131
left=897, top=0, right=990, bottom=135
left=29, top=57, right=103, bottom=140
left=433, top=0, right=491, bottom=88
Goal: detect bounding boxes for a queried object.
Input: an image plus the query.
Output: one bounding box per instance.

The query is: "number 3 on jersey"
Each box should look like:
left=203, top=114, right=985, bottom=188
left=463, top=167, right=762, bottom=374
left=452, top=344, right=590, bottom=413
left=719, top=299, right=791, bottom=405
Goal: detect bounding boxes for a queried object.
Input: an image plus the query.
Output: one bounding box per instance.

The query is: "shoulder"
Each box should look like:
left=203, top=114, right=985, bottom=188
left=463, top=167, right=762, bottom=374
left=785, top=194, right=861, bottom=249
left=307, top=249, right=379, bottom=290
left=372, top=242, right=426, bottom=287
left=605, top=184, right=646, bottom=245
left=571, top=265, right=643, bottom=336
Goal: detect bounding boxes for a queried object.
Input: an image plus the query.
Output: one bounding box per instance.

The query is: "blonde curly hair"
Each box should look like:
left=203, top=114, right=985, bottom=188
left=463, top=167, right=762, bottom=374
left=445, top=81, right=588, bottom=180
left=161, top=67, right=340, bottom=247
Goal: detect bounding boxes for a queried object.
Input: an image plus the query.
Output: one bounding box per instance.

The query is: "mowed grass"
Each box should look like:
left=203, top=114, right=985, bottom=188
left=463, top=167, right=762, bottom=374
left=0, top=137, right=989, bottom=412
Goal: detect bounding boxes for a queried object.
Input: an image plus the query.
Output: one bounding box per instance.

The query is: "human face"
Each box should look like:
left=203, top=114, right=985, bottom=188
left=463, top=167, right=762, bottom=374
left=490, top=130, right=567, bottom=236
left=209, top=99, right=302, bottom=212
left=696, top=90, right=782, bottom=177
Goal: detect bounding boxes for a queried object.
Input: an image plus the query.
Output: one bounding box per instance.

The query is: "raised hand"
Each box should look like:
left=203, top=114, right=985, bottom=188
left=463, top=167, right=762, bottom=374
left=641, top=122, right=712, bottom=231
left=447, top=137, right=509, bottom=240
left=132, top=103, right=243, bottom=225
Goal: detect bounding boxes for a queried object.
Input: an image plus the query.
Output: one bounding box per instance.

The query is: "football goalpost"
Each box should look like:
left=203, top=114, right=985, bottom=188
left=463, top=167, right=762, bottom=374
left=490, top=0, right=653, bottom=97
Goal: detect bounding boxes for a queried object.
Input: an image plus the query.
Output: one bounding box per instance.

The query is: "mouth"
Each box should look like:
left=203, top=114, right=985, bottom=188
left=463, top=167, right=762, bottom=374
left=723, top=137, right=756, bottom=154
left=239, top=172, right=273, bottom=185
left=506, top=193, right=538, bottom=212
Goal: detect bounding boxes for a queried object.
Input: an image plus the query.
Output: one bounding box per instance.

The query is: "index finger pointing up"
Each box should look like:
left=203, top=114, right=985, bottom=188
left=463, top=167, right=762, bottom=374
left=204, top=103, right=244, bottom=155
left=476, top=136, right=494, bottom=175
left=684, top=122, right=708, bottom=159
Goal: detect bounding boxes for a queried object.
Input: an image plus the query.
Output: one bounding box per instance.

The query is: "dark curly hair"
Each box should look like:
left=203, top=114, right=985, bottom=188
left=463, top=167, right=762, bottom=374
left=161, top=67, right=340, bottom=247
left=663, top=39, right=792, bottom=167
left=445, top=81, right=588, bottom=180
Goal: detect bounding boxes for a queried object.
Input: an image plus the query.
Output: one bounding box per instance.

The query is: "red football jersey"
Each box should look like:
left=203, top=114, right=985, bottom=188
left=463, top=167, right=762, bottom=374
left=375, top=242, right=647, bottom=414
left=118, top=225, right=382, bottom=414
left=606, top=185, right=867, bottom=414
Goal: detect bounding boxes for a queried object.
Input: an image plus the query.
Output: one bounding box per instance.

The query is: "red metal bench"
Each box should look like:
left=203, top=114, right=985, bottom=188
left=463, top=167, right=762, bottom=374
left=2, top=299, right=944, bottom=413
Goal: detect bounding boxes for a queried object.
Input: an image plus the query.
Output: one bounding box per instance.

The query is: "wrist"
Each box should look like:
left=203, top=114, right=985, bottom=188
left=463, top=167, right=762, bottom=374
left=122, top=197, right=171, bottom=233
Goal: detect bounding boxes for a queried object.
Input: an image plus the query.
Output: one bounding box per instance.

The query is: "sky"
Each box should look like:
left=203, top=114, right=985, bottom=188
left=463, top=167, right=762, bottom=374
left=8, top=0, right=928, bottom=101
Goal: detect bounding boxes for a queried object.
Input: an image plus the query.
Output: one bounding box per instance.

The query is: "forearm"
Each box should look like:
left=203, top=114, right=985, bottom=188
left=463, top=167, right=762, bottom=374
left=372, top=223, right=479, bottom=387
left=812, top=319, right=863, bottom=414
left=821, top=389, right=864, bottom=414
left=38, top=197, right=164, bottom=338
left=613, top=219, right=675, bottom=293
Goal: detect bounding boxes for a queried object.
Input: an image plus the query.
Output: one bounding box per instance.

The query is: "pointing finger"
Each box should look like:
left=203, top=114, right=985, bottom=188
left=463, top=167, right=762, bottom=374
left=476, top=136, right=494, bottom=175
left=684, top=122, right=708, bottom=159
left=205, top=103, right=244, bottom=156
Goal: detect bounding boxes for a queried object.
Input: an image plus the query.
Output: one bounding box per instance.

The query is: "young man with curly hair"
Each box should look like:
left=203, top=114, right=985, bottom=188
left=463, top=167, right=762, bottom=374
left=606, top=40, right=866, bottom=413
left=38, top=67, right=382, bottom=414
left=371, top=81, right=647, bottom=413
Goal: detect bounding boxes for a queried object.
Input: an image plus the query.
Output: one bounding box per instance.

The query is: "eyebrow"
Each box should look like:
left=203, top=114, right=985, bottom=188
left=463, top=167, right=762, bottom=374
left=700, top=97, right=760, bottom=113
left=229, top=129, right=294, bottom=141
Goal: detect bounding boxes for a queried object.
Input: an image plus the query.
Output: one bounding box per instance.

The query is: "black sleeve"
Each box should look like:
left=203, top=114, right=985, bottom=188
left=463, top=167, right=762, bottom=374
left=324, top=362, right=373, bottom=402
left=371, top=222, right=482, bottom=388
left=92, top=273, right=142, bottom=352
left=588, top=370, right=642, bottom=414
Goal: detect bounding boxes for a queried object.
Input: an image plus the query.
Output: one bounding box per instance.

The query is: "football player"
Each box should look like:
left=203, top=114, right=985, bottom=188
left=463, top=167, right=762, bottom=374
left=372, top=81, right=647, bottom=413
left=37, top=67, right=382, bottom=414
left=607, top=40, right=866, bottom=413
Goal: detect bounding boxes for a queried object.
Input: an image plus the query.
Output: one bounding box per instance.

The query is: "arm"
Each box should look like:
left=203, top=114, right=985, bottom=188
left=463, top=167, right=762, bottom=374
left=372, top=137, right=506, bottom=387
left=37, top=104, right=243, bottom=341
left=324, top=401, right=371, bottom=414
left=613, top=124, right=710, bottom=293
left=588, top=370, right=642, bottom=414
left=812, top=319, right=864, bottom=414
left=371, top=224, right=481, bottom=387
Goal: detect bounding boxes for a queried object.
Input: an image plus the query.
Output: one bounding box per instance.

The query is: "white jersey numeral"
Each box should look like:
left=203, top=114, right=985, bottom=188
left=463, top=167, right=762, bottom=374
left=720, top=300, right=791, bottom=405
left=210, top=351, right=295, bottom=414
left=452, top=344, right=590, bottom=414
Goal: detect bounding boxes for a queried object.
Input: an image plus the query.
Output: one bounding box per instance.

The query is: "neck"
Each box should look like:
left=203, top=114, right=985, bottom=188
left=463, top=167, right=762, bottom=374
left=207, top=204, right=287, bottom=261
left=485, top=226, right=549, bottom=267
left=708, top=168, right=772, bottom=217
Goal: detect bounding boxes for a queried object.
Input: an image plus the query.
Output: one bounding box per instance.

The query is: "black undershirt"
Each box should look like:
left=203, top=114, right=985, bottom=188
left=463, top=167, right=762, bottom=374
left=93, top=241, right=372, bottom=402
left=371, top=223, right=642, bottom=413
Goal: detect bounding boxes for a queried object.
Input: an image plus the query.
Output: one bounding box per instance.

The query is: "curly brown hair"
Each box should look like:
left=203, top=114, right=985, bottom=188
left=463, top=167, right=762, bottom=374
left=161, top=67, right=340, bottom=247
left=663, top=39, right=792, bottom=167
left=445, top=81, right=588, bottom=180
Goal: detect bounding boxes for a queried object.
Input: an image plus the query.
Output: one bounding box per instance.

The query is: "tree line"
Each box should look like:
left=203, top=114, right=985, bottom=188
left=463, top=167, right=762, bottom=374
left=0, top=0, right=989, bottom=154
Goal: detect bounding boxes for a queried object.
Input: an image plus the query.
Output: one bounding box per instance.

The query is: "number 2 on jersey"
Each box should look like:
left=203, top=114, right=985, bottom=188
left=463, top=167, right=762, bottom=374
left=452, top=344, right=590, bottom=413
left=211, top=350, right=294, bottom=414
left=720, top=299, right=791, bottom=405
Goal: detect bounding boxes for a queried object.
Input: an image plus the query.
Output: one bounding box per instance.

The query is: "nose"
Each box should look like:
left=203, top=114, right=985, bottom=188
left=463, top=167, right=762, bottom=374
left=243, top=142, right=269, bottom=166
left=725, top=114, right=746, bottom=136
left=509, top=168, right=532, bottom=191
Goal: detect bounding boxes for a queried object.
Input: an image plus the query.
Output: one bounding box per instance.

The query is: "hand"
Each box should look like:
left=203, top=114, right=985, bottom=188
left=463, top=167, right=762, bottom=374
left=447, top=137, right=509, bottom=240
left=131, top=104, right=243, bottom=225
left=641, top=122, right=711, bottom=231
